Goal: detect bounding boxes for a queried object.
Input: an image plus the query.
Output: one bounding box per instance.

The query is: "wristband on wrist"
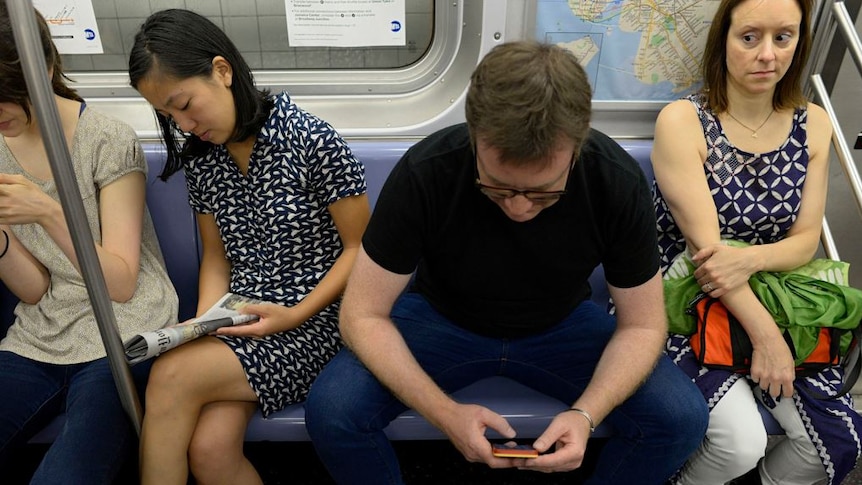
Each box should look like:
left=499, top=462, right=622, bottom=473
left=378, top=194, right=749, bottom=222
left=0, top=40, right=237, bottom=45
left=562, top=407, right=595, bottom=433
left=0, top=229, right=8, bottom=259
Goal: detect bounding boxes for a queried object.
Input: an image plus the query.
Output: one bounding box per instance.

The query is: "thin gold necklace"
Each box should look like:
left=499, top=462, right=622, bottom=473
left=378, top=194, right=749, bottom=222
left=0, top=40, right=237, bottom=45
left=725, top=109, right=775, bottom=138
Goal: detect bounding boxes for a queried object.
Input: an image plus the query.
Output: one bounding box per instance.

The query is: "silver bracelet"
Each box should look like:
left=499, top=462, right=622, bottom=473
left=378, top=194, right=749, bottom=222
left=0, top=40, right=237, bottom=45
left=562, top=407, right=596, bottom=433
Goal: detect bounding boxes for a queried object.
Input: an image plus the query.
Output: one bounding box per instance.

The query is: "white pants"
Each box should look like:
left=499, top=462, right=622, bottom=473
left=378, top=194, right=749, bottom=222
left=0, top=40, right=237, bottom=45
left=676, top=378, right=827, bottom=485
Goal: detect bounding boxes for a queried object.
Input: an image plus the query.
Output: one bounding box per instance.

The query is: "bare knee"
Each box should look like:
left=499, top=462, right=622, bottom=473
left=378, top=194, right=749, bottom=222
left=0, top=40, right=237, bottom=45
left=144, top=352, right=194, bottom=411
left=188, top=431, right=243, bottom=483
left=187, top=402, right=257, bottom=483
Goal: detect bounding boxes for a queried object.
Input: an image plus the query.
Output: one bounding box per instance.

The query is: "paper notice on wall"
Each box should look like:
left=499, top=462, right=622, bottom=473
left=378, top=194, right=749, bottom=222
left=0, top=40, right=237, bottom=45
left=32, top=0, right=103, bottom=54
left=286, top=0, right=406, bottom=47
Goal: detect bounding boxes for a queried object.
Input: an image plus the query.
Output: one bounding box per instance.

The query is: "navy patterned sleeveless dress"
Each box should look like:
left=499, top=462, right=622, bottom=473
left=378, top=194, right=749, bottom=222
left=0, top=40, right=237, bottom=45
left=653, top=94, right=862, bottom=484
left=185, top=92, right=366, bottom=417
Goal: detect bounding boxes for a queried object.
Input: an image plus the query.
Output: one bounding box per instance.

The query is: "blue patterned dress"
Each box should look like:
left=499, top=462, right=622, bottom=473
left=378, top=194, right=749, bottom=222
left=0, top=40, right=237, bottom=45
left=185, top=92, right=366, bottom=416
left=653, top=94, right=862, bottom=484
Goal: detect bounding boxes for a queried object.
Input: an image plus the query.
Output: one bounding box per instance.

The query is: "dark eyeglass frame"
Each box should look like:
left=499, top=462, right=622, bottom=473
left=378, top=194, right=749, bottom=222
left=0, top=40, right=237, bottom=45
left=474, top=153, right=575, bottom=202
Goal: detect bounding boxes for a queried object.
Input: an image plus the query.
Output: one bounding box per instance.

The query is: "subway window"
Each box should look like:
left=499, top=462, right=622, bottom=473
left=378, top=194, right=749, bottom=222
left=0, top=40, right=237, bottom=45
left=44, top=0, right=476, bottom=136
left=58, top=0, right=435, bottom=72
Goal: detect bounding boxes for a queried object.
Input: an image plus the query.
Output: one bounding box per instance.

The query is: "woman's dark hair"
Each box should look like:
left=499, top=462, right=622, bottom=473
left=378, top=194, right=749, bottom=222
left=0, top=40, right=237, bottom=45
left=701, top=0, right=813, bottom=112
left=0, top=3, right=83, bottom=122
left=128, top=9, right=273, bottom=180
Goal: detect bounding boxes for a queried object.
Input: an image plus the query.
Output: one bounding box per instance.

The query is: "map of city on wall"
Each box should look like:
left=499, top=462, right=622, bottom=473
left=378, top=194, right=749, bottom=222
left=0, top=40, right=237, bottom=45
left=536, top=0, right=721, bottom=101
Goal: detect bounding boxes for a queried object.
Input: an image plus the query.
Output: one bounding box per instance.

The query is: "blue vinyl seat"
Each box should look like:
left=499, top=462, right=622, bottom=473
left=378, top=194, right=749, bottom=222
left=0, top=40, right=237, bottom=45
left=0, top=138, right=783, bottom=444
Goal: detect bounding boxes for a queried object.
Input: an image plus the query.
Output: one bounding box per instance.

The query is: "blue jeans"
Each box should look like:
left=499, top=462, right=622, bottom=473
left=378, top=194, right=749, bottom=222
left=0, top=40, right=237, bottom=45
left=306, top=293, right=707, bottom=484
left=0, top=351, right=152, bottom=485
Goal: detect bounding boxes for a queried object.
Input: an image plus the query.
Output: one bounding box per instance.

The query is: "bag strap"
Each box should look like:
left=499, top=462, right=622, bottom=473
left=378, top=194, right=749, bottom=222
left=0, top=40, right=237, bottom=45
left=802, top=325, right=862, bottom=401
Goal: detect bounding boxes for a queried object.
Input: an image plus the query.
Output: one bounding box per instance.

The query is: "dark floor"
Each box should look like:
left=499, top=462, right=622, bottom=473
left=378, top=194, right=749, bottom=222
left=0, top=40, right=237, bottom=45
left=6, top=439, right=602, bottom=485
left=260, top=441, right=603, bottom=485
left=7, top=438, right=862, bottom=484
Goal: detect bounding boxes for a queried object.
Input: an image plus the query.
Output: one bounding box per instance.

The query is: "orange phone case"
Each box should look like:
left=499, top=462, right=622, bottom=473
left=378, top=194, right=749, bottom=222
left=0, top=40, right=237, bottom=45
left=491, top=444, right=539, bottom=458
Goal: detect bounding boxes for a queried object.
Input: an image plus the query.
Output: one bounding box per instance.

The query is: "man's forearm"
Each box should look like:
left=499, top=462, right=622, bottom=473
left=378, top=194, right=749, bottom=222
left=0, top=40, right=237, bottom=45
left=570, top=326, right=665, bottom=426
left=342, top=316, right=457, bottom=424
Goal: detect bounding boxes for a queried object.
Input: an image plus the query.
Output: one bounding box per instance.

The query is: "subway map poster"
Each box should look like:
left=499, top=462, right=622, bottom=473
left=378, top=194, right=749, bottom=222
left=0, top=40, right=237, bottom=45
left=536, top=0, right=720, bottom=101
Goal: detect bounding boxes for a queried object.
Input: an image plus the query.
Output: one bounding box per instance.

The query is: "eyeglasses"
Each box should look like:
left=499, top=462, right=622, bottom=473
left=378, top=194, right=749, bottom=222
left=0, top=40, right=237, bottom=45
left=474, top=154, right=573, bottom=203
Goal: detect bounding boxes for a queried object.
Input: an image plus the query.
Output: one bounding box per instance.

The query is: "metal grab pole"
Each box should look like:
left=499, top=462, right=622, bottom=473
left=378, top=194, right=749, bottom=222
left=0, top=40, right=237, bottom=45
left=6, top=0, right=142, bottom=434
left=833, top=1, right=862, bottom=78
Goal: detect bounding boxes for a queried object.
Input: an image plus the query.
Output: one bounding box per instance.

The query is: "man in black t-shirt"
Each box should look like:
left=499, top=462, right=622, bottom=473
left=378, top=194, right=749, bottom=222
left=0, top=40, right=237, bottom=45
left=306, top=41, right=707, bottom=484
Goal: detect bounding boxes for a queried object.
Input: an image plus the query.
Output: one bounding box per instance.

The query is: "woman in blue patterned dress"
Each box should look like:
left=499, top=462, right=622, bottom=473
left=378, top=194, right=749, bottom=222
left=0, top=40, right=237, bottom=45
left=128, top=9, right=370, bottom=485
left=652, top=0, right=862, bottom=483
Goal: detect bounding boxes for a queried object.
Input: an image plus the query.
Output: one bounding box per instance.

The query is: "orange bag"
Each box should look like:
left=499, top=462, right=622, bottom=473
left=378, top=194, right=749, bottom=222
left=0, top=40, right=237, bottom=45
left=689, top=295, right=841, bottom=376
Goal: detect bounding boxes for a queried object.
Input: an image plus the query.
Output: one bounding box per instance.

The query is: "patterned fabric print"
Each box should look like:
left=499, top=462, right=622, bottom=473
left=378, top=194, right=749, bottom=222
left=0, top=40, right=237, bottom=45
left=793, top=369, right=862, bottom=485
left=184, top=92, right=366, bottom=416
left=186, top=92, right=366, bottom=305
left=654, top=93, right=807, bottom=270
left=655, top=94, right=862, bottom=484
left=219, top=310, right=340, bottom=416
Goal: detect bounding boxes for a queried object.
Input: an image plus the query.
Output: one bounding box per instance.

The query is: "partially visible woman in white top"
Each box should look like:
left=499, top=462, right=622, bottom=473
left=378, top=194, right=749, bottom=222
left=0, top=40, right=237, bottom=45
left=0, top=5, right=177, bottom=484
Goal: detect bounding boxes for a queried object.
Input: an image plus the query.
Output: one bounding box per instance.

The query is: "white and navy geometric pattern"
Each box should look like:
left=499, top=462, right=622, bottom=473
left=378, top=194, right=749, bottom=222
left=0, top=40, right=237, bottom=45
left=654, top=93, right=807, bottom=270
left=655, top=94, right=862, bottom=484
left=185, top=91, right=366, bottom=416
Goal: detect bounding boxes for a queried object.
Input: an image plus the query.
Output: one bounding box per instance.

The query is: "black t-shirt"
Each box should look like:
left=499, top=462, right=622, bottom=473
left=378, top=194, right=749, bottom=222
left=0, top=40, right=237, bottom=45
left=363, top=123, right=659, bottom=338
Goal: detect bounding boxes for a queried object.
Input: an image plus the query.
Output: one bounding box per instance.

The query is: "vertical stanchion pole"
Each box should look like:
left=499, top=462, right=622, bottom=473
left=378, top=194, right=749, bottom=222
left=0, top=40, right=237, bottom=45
left=5, top=0, right=142, bottom=434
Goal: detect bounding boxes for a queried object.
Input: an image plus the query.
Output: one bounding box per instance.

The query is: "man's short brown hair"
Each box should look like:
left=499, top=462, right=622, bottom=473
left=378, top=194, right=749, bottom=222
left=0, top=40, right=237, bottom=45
left=465, top=41, right=592, bottom=166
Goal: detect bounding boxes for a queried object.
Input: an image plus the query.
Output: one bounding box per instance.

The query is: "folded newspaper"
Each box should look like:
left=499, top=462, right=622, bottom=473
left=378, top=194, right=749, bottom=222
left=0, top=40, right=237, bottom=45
left=123, top=292, right=262, bottom=365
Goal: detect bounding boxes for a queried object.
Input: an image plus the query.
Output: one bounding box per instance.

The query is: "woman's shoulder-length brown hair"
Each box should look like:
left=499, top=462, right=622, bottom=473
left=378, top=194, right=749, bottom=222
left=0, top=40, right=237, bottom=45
left=701, top=0, right=814, bottom=112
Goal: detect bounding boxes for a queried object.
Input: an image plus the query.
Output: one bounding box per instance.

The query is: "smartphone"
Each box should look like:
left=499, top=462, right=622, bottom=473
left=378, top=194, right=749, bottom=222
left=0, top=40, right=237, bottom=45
left=491, top=443, right=539, bottom=459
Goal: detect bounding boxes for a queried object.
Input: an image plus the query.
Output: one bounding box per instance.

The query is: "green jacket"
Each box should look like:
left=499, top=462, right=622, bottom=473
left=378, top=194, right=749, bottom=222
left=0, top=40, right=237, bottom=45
left=663, top=241, right=862, bottom=362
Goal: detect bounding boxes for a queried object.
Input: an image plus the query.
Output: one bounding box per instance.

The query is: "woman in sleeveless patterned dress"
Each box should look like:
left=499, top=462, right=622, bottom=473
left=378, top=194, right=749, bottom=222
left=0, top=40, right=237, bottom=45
left=652, top=0, right=862, bottom=483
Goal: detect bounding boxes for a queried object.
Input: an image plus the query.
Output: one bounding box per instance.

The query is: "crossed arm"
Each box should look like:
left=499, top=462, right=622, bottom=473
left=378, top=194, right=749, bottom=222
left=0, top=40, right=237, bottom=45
left=0, top=171, right=147, bottom=304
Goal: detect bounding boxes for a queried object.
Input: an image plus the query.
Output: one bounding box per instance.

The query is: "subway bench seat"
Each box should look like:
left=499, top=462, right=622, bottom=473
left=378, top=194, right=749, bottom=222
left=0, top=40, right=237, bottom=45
left=0, top=138, right=782, bottom=444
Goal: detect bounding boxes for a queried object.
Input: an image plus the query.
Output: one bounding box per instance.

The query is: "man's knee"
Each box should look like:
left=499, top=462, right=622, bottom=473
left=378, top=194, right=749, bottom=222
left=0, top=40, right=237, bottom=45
left=676, top=392, right=710, bottom=438
left=305, top=365, right=354, bottom=440
left=637, top=361, right=709, bottom=437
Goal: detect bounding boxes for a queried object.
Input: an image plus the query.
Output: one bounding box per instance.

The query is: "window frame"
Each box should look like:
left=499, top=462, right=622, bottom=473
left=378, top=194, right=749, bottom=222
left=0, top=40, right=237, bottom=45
left=68, top=0, right=664, bottom=140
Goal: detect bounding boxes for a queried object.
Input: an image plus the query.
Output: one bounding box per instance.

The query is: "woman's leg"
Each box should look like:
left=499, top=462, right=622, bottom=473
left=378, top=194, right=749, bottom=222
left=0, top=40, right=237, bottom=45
left=757, top=393, right=827, bottom=485
left=188, top=400, right=260, bottom=485
left=0, top=352, right=63, bottom=471
left=675, top=379, right=767, bottom=485
left=140, top=337, right=258, bottom=485
left=30, top=358, right=138, bottom=485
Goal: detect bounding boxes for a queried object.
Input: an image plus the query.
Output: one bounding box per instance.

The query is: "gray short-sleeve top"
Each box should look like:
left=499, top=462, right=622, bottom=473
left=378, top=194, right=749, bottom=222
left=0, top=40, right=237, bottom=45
left=0, top=107, right=178, bottom=364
